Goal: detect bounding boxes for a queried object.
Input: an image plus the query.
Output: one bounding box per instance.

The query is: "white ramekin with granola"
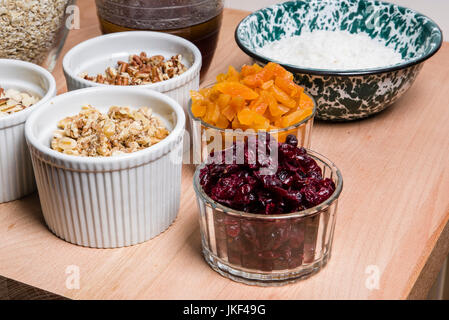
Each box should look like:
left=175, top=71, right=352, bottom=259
left=0, top=59, right=56, bottom=203
left=25, top=87, right=185, bottom=248
left=50, top=105, right=170, bottom=157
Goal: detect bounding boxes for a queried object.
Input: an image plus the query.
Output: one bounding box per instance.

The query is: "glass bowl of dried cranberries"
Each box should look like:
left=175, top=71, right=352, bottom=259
left=193, top=134, right=343, bottom=285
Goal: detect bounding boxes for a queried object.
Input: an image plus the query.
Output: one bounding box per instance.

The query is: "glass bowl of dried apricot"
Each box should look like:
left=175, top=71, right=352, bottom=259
left=188, top=62, right=316, bottom=162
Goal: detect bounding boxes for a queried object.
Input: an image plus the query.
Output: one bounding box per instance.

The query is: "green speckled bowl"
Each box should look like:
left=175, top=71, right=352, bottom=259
left=235, top=0, right=443, bottom=121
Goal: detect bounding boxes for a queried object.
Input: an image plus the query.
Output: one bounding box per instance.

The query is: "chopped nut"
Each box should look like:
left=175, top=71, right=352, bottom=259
left=118, top=61, right=128, bottom=73
left=96, top=74, right=105, bottom=84
left=80, top=52, right=188, bottom=86
left=51, top=105, right=170, bottom=157
left=132, top=55, right=143, bottom=66
left=106, top=67, right=118, bottom=78
left=0, top=87, right=40, bottom=117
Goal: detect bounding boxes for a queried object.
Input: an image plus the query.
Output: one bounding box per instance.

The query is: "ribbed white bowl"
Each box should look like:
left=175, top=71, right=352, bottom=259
left=62, top=31, right=201, bottom=134
left=0, top=59, right=56, bottom=203
left=25, top=87, right=185, bottom=248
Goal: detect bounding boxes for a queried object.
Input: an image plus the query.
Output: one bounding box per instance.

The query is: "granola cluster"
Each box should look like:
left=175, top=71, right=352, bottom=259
left=80, top=52, right=188, bottom=86
left=0, top=87, right=40, bottom=117
left=51, top=106, right=170, bottom=157
left=0, top=0, right=69, bottom=65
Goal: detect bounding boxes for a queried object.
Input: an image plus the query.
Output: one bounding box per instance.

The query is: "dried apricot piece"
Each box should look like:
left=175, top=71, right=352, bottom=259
left=216, top=73, right=227, bottom=83
left=271, top=85, right=296, bottom=109
left=292, top=84, right=304, bottom=98
left=192, top=102, right=206, bottom=118
left=242, top=73, right=264, bottom=88
left=226, top=66, right=240, bottom=82
left=250, top=111, right=270, bottom=130
left=241, top=65, right=255, bottom=77
left=216, top=114, right=230, bottom=129
left=253, top=120, right=270, bottom=131
left=200, top=87, right=219, bottom=100
left=280, top=109, right=310, bottom=128
left=190, top=90, right=205, bottom=103
left=253, top=102, right=268, bottom=115
left=222, top=105, right=236, bottom=122
left=270, top=103, right=290, bottom=117
left=217, top=93, right=232, bottom=109
left=230, top=96, right=246, bottom=112
left=215, top=81, right=259, bottom=100
left=251, top=63, right=263, bottom=73
left=261, top=80, right=274, bottom=90
left=237, top=108, right=255, bottom=125
left=241, top=63, right=262, bottom=77
left=249, top=96, right=268, bottom=115
left=263, top=62, right=293, bottom=81
left=204, top=102, right=220, bottom=125
left=274, top=76, right=304, bottom=98
left=299, top=92, right=314, bottom=110
left=260, top=91, right=278, bottom=114
left=232, top=116, right=241, bottom=129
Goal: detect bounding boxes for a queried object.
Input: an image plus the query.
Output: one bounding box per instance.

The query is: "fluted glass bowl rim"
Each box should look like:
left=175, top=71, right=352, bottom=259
left=193, top=149, right=343, bottom=220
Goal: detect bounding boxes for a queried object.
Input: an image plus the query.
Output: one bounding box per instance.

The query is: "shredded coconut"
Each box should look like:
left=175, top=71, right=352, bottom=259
left=257, top=30, right=404, bottom=70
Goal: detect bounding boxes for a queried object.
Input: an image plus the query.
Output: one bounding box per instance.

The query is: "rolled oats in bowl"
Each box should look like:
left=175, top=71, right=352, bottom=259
left=0, top=0, right=74, bottom=70
left=51, top=105, right=170, bottom=157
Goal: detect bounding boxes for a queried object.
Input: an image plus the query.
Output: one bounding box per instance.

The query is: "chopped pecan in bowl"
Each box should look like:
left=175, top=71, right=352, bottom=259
left=80, top=52, right=188, bottom=86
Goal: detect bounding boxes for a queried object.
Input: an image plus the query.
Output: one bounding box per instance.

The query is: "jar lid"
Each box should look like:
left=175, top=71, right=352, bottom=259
left=96, top=0, right=224, bottom=30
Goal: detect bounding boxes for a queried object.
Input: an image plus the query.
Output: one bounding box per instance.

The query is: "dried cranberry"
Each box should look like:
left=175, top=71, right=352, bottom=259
left=285, top=134, right=298, bottom=146
left=201, top=134, right=337, bottom=272
left=200, top=134, right=335, bottom=213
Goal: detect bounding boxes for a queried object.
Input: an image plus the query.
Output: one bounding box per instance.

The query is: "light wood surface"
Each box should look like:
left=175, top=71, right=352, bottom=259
left=1, top=0, right=449, bottom=300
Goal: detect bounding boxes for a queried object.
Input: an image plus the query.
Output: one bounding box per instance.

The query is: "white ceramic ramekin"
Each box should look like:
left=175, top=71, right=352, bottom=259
left=0, top=59, right=57, bottom=203
left=25, top=87, right=185, bottom=248
left=62, top=31, right=201, bottom=133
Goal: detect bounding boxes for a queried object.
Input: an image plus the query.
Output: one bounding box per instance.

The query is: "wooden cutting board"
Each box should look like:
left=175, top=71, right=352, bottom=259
left=1, top=0, right=449, bottom=300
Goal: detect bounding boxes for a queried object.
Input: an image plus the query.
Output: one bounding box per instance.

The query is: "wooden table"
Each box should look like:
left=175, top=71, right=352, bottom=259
left=1, top=0, right=449, bottom=300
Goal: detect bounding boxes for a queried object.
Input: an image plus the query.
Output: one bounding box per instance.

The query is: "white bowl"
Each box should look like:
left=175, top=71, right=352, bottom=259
left=25, top=87, right=185, bottom=248
left=63, top=31, right=201, bottom=133
left=0, top=59, right=56, bottom=203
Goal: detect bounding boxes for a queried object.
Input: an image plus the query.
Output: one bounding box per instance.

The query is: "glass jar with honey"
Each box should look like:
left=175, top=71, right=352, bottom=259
left=95, top=0, right=223, bottom=79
